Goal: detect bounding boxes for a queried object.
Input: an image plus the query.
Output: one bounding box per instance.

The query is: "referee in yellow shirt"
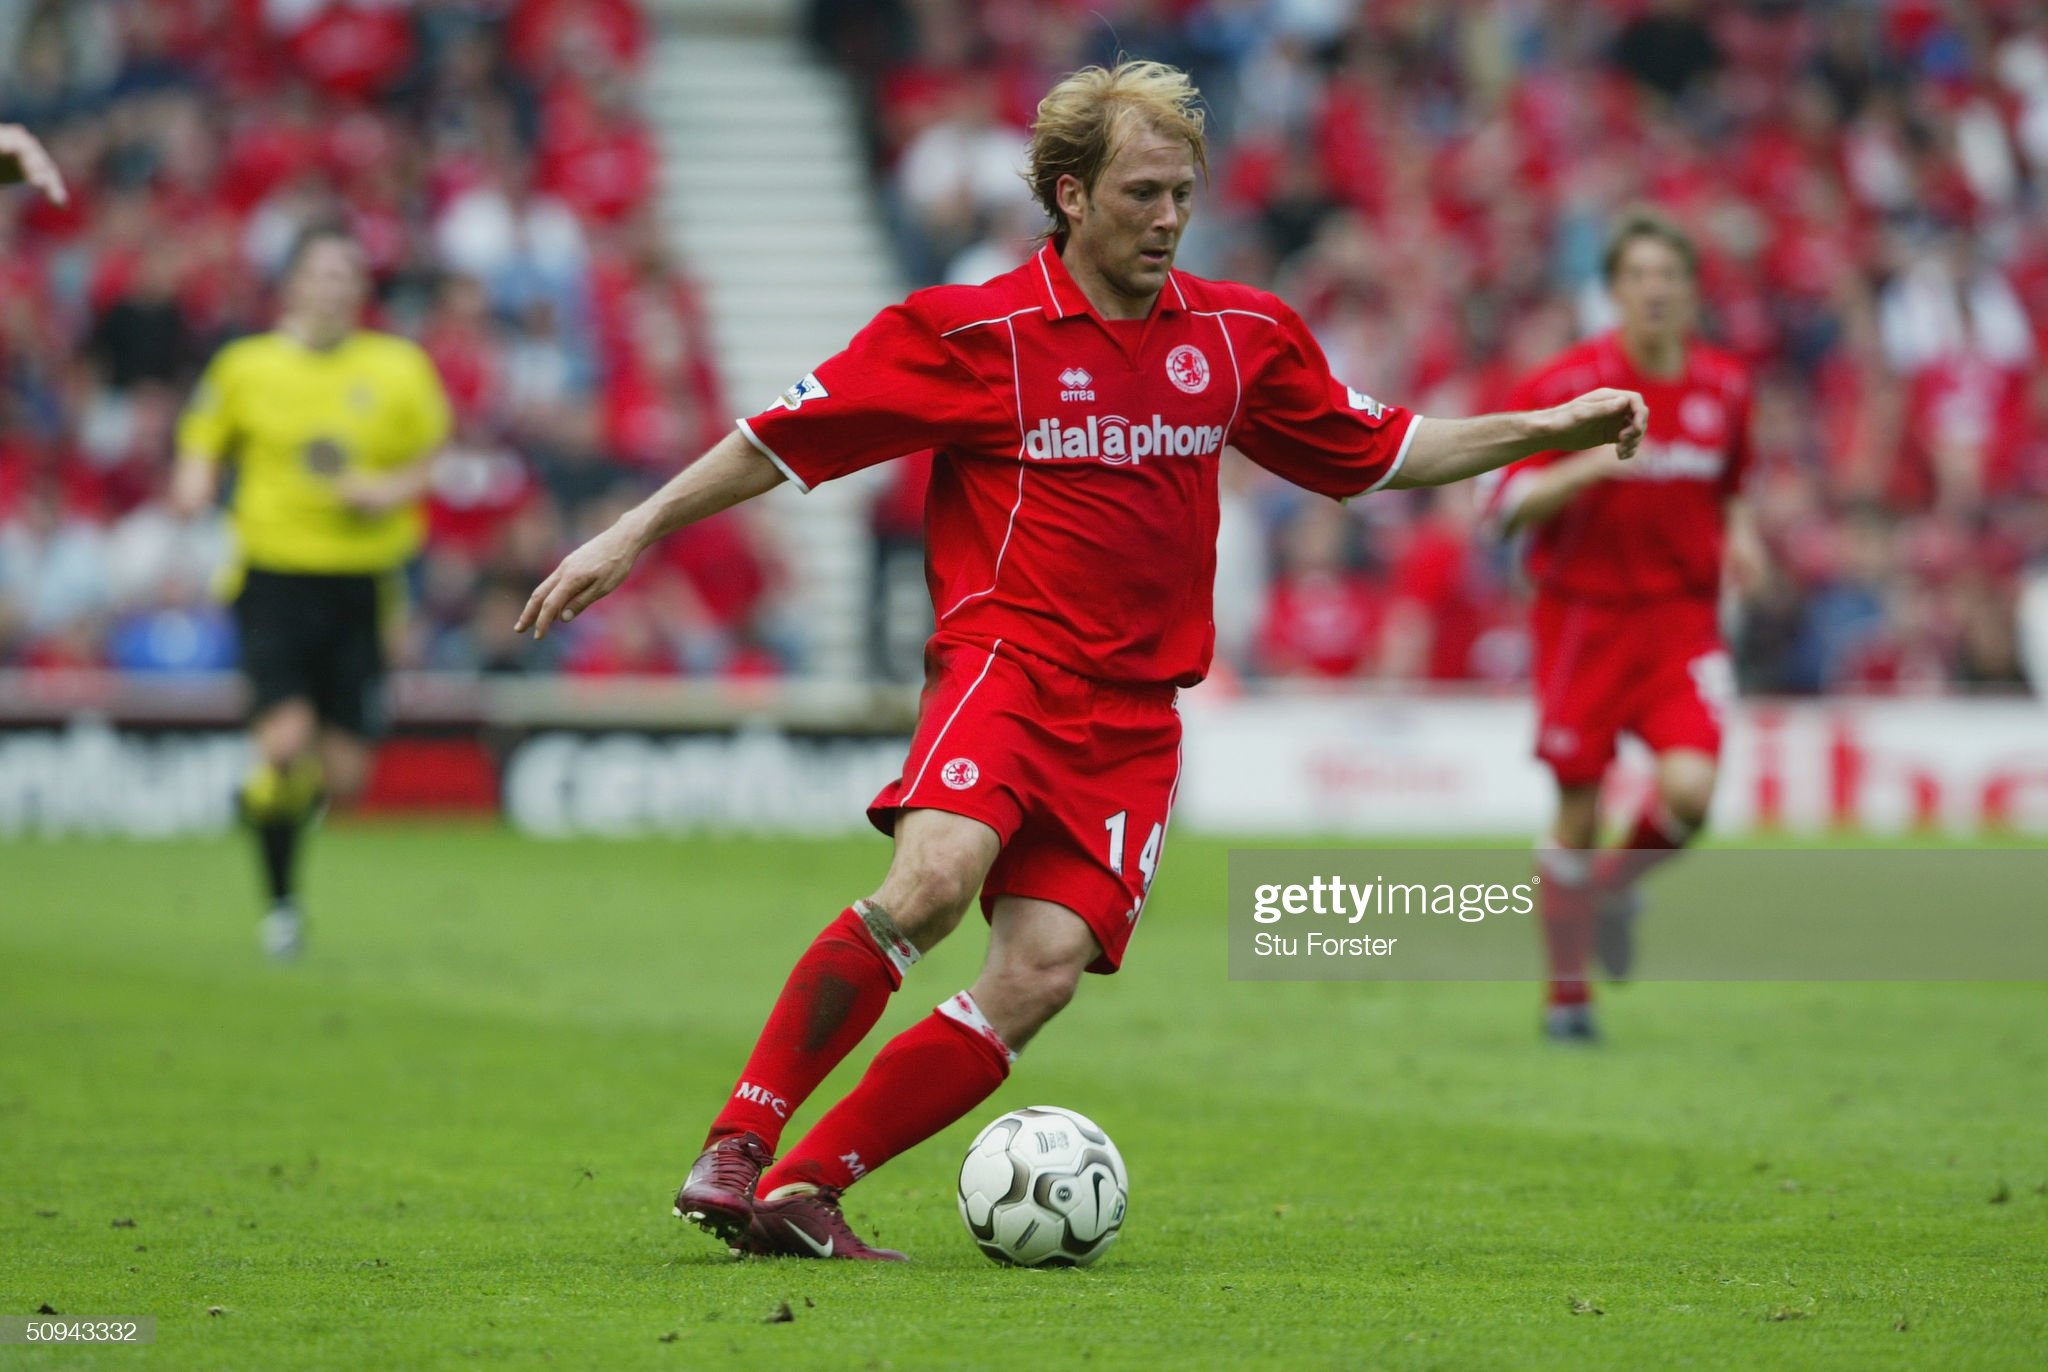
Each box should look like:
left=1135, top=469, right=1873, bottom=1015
left=172, top=224, right=451, bottom=958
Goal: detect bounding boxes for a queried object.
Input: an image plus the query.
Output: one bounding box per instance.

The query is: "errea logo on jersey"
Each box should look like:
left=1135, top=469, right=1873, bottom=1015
left=1023, top=414, right=1226, bottom=466
left=777, top=372, right=828, bottom=410
left=1058, top=366, right=1095, bottom=402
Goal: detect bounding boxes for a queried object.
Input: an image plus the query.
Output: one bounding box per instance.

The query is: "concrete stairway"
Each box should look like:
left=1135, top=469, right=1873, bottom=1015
left=645, top=25, right=904, bottom=681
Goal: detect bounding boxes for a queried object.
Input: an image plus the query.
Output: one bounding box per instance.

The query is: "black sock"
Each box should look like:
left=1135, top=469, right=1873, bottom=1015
left=256, top=820, right=301, bottom=905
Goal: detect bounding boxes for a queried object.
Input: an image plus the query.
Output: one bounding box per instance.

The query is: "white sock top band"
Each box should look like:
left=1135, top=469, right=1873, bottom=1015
left=937, top=990, right=1017, bottom=1064
left=853, top=897, right=922, bottom=977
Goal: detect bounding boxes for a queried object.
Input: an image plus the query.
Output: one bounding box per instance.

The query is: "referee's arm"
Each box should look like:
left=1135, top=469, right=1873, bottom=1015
left=337, top=346, right=453, bottom=515
left=171, top=355, right=234, bottom=518
left=170, top=450, right=222, bottom=517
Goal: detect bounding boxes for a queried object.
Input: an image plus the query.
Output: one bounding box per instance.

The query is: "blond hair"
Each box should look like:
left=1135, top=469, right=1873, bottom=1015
left=1028, top=60, right=1207, bottom=245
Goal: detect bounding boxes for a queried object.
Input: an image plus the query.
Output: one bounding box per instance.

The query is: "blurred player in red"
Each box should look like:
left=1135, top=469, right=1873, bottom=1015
left=1492, top=209, right=1762, bottom=1042
left=519, top=61, right=1646, bottom=1259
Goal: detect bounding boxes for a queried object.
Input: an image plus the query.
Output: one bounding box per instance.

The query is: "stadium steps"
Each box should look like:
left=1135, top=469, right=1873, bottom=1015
left=647, top=27, right=904, bottom=683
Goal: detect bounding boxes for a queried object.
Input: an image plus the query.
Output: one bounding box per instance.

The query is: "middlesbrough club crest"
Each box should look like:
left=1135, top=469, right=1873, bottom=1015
left=940, top=758, right=980, bottom=790
left=1165, top=345, right=1209, bottom=394
left=1680, top=393, right=1725, bottom=440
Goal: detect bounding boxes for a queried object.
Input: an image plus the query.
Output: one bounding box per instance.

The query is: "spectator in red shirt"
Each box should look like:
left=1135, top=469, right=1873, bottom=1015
left=867, top=450, right=934, bottom=682
left=508, top=0, right=647, bottom=77
left=538, top=82, right=656, bottom=226
left=1255, top=500, right=1384, bottom=679
left=420, top=274, right=502, bottom=424
left=1381, top=491, right=1490, bottom=683
left=281, top=0, right=416, bottom=102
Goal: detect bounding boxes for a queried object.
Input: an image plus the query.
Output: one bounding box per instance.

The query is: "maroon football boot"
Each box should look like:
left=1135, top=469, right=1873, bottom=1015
left=740, top=1183, right=907, bottom=1261
left=673, top=1132, right=773, bottom=1245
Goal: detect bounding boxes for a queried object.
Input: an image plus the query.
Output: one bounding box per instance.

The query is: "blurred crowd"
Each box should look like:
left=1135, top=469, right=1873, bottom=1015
left=0, top=0, right=793, bottom=681
left=6, top=0, right=2048, bottom=696
left=818, top=0, right=2048, bottom=694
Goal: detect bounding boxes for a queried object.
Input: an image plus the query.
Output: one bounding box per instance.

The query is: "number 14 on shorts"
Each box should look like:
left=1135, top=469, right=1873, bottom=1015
left=1104, top=811, right=1163, bottom=920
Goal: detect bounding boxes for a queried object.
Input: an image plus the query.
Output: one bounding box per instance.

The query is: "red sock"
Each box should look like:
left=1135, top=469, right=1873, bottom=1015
left=1595, top=801, right=1696, bottom=891
left=706, top=904, right=915, bottom=1150
left=759, top=992, right=1013, bottom=1194
left=1536, top=846, right=1594, bottom=1007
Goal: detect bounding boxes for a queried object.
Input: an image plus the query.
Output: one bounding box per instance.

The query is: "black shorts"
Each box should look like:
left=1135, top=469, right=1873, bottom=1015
left=233, top=568, right=390, bottom=737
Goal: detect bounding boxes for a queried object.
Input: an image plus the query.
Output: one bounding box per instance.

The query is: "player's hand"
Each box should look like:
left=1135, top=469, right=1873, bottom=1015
left=1541, top=388, right=1649, bottom=461
left=1725, top=511, right=1769, bottom=595
left=335, top=472, right=400, bottom=516
left=0, top=124, right=68, bottom=205
left=167, top=456, right=218, bottom=520
left=516, top=521, right=644, bottom=640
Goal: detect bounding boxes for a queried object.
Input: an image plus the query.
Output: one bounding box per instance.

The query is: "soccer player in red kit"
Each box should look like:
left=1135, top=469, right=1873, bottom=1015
left=1492, top=208, right=1762, bottom=1042
left=518, top=62, right=1647, bottom=1259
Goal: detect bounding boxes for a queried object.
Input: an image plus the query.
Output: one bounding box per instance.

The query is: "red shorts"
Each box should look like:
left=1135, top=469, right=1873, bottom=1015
left=1532, top=595, right=1730, bottom=787
left=868, top=636, right=1183, bottom=974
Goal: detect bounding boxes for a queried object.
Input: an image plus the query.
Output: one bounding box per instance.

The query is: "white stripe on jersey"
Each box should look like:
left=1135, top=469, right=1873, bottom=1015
left=1366, top=413, right=1423, bottom=494
left=1207, top=311, right=1245, bottom=438
left=939, top=318, right=1029, bottom=621
left=940, top=307, right=1039, bottom=338
left=1189, top=307, right=1282, bottom=327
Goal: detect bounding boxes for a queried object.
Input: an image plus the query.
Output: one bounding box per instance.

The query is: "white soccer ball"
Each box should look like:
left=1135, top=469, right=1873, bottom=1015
left=957, top=1105, right=1129, bottom=1267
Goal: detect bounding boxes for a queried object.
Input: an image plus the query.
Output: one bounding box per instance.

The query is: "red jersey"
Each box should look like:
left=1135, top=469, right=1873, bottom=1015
left=740, top=244, right=1419, bottom=686
left=1257, top=572, right=1384, bottom=679
left=1493, top=332, right=1751, bottom=603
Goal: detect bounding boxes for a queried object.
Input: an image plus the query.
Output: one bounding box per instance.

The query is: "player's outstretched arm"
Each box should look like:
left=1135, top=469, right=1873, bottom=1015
left=0, top=124, right=68, bottom=204
left=1495, top=446, right=1632, bottom=533
left=1387, top=388, right=1647, bottom=491
left=516, top=428, right=785, bottom=640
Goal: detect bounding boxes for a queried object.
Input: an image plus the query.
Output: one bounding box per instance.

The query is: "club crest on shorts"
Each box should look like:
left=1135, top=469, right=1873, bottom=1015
left=940, top=758, right=980, bottom=790
left=1165, top=345, right=1209, bottom=394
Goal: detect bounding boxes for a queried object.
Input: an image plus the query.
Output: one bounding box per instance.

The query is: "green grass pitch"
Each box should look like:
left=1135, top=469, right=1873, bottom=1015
left=2, top=825, right=2044, bottom=1370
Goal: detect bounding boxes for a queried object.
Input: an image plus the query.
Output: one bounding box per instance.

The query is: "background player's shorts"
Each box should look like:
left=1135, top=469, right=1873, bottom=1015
left=868, top=636, right=1182, bottom=975
left=1532, top=595, right=1730, bottom=786
left=233, top=569, right=390, bottom=737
